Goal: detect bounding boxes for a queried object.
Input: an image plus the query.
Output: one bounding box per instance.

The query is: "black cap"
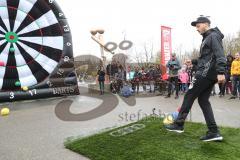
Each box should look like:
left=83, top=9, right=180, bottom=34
left=191, top=16, right=211, bottom=26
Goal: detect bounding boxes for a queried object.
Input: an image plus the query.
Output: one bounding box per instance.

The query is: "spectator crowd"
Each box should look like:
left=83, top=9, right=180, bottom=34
left=96, top=52, right=240, bottom=100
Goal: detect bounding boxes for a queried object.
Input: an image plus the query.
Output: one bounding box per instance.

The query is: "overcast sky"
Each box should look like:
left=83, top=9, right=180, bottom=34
left=57, top=0, right=240, bottom=59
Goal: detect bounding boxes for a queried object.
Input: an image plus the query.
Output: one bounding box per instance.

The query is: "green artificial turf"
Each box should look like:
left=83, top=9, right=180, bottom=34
left=65, top=118, right=240, bottom=160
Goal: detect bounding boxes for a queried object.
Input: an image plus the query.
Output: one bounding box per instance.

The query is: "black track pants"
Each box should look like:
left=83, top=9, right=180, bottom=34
left=176, top=77, right=219, bottom=133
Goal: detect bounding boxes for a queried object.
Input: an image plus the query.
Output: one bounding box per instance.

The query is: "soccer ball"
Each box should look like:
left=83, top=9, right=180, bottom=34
left=163, top=112, right=179, bottom=126
left=22, top=86, right=29, bottom=91
left=1, top=108, right=10, bottom=116
left=163, top=114, right=174, bottom=125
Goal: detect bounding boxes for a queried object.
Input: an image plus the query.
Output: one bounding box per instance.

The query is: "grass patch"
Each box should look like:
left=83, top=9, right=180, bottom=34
left=65, top=118, right=240, bottom=160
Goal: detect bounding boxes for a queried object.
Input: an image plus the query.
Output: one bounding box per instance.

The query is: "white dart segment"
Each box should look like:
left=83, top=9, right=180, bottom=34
left=17, top=10, right=58, bottom=35
left=19, top=36, right=63, bottom=50
left=13, top=0, right=38, bottom=32
left=0, top=43, right=10, bottom=66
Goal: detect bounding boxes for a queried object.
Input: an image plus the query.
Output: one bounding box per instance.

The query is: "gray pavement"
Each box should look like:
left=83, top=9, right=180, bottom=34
left=0, top=87, right=239, bottom=160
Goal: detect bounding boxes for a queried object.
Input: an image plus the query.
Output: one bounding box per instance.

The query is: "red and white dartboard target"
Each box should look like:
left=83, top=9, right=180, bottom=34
left=0, top=0, right=79, bottom=102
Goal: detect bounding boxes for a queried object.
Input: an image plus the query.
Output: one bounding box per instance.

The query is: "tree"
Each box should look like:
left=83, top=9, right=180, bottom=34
left=223, top=30, right=240, bottom=55
left=133, top=41, right=154, bottom=68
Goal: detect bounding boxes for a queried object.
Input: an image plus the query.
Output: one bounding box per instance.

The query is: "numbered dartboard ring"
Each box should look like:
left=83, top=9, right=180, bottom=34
left=0, top=0, right=67, bottom=91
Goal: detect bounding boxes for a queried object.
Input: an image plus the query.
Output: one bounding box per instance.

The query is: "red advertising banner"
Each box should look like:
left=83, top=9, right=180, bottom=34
left=161, top=26, right=172, bottom=80
left=161, top=26, right=172, bottom=66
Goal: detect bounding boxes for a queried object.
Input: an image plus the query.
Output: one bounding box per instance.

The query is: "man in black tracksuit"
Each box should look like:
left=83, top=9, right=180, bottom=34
left=165, top=16, right=226, bottom=142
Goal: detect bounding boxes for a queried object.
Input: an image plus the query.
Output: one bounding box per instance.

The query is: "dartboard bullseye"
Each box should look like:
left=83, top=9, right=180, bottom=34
left=5, top=32, right=18, bottom=43
left=0, top=0, right=79, bottom=102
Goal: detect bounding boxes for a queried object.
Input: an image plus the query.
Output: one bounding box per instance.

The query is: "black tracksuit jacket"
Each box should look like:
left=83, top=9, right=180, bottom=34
left=192, top=27, right=226, bottom=80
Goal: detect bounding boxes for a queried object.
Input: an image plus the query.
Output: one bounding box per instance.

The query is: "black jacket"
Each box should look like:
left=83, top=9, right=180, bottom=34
left=192, top=27, right=226, bottom=80
left=226, top=54, right=234, bottom=76
left=106, top=64, right=111, bottom=75
left=98, top=70, right=105, bottom=81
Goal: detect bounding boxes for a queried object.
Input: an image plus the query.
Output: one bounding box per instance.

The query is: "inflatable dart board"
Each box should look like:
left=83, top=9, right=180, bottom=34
left=0, top=0, right=79, bottom=103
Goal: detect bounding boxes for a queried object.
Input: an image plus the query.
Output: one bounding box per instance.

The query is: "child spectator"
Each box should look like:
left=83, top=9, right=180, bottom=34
left=179, top=69, right=189, bottom=93
left=121, top=81, right=133, bottom=98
